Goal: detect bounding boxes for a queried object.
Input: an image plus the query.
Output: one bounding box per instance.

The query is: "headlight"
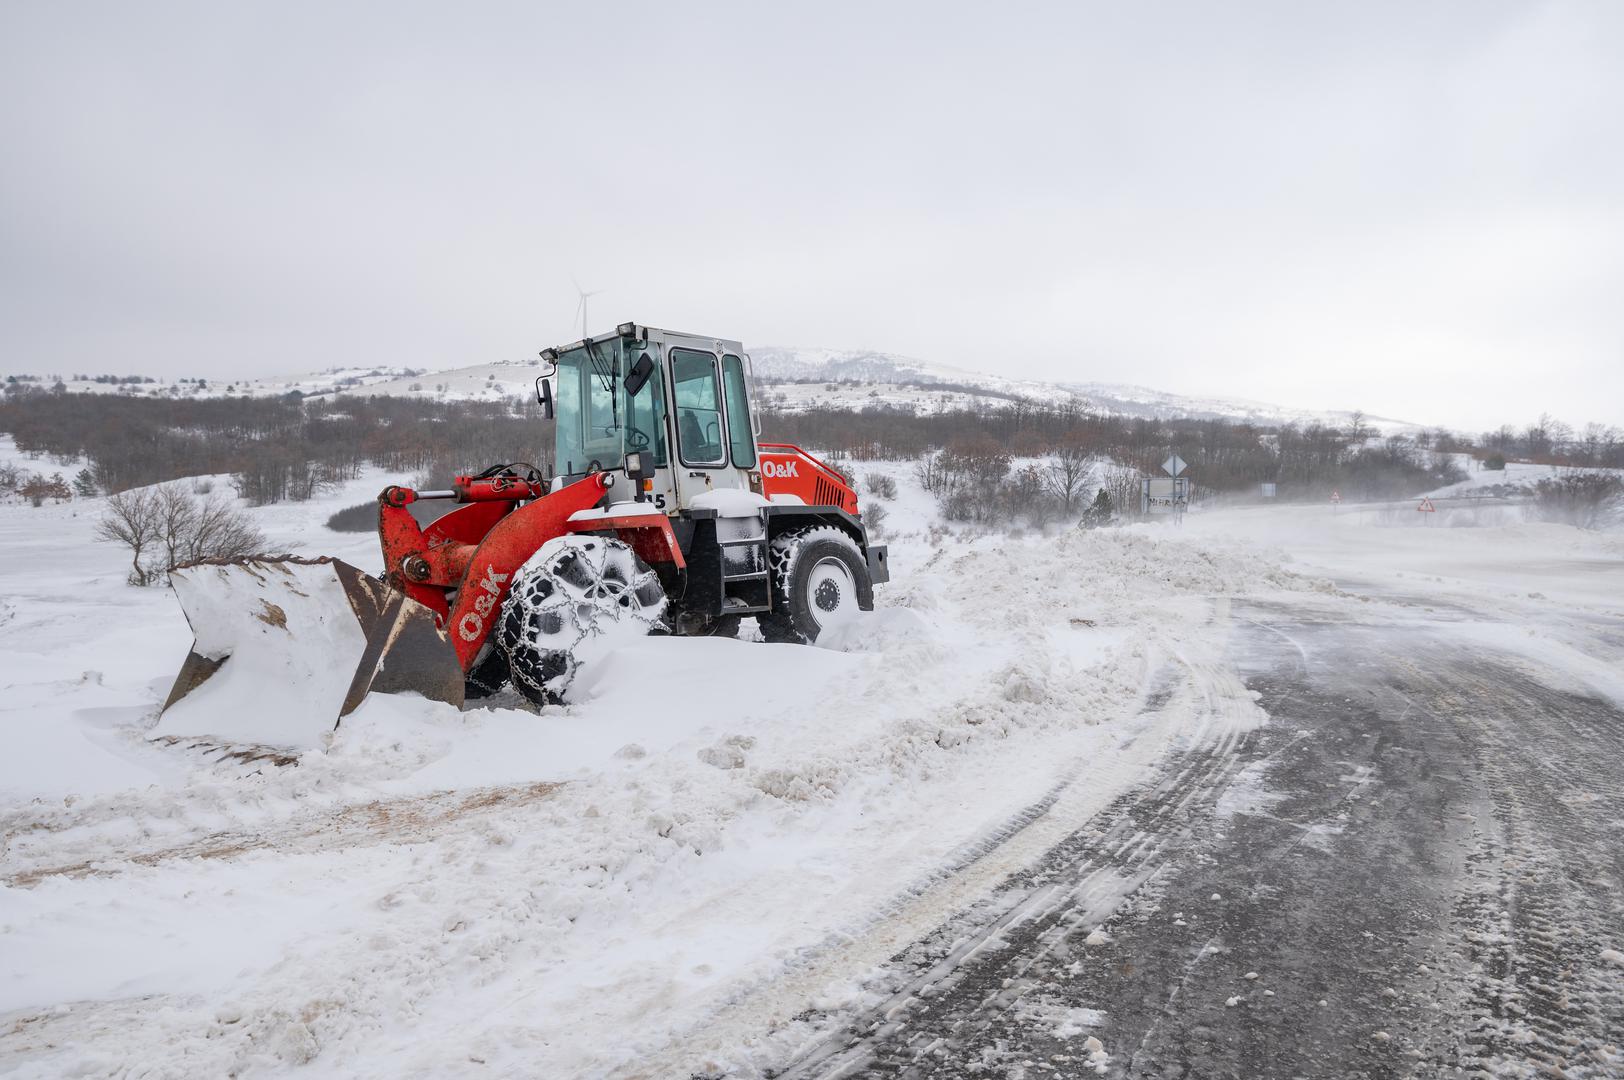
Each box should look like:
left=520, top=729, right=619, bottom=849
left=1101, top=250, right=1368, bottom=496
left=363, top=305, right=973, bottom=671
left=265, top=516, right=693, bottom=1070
left=625, top=451, right=643, bottom=475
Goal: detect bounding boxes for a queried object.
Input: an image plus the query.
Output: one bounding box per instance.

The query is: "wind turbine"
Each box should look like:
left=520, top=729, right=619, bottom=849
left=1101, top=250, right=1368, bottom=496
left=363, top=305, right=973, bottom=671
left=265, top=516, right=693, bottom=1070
left=572, top=276, right=603, bottom=340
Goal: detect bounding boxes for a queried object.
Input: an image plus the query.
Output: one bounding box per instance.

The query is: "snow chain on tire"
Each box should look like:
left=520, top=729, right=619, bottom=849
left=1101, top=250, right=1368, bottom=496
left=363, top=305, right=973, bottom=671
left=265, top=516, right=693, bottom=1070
left=495, top=536, right=666, bottom=704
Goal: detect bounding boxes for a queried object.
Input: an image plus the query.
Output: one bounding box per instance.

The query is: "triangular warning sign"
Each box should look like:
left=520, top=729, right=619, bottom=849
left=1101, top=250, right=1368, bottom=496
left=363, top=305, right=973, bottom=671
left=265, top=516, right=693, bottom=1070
left=1418, top=497, right=1436, bottom=512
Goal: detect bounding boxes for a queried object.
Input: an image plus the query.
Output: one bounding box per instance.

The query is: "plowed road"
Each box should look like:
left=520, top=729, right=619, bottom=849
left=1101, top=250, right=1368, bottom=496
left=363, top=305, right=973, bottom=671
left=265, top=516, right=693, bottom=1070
left=773, top=590, right=1624, bottom=1079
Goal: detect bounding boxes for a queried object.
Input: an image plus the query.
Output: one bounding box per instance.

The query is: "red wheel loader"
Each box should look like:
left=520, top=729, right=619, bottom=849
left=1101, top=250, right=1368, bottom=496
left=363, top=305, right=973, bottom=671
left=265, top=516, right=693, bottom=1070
left=156, top=325, right=889, bottom=750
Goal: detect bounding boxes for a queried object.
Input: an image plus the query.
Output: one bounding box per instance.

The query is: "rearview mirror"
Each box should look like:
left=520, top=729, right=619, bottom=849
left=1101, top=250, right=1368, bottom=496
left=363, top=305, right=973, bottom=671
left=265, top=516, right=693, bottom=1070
left=624, top=353, right=655, bottom=395
left=535, top=376, right=554, bottom=420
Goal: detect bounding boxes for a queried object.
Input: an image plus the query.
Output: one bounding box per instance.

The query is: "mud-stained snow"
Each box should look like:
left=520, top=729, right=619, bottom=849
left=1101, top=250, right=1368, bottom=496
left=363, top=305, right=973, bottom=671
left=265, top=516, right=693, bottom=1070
left=2, top=435, right=1621, bottom=1078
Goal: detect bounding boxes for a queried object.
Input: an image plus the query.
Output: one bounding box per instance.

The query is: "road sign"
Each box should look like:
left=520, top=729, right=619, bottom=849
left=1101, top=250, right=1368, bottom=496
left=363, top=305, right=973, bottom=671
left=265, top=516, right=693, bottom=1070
left=1330, top=490, right=1342, bottom=504
left=1162, top=454, right=1187, bottom=477
left=1141, top=475, right=1191, bottom=517
left=1418, top=497, right=1436, bottom=513
left=1260, top=482, right=1277, bottom=498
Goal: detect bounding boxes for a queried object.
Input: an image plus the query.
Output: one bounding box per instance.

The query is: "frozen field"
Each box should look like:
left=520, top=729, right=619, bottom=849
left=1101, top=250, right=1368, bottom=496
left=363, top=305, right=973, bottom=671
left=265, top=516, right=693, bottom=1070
left=2, top=446, right=1622, bottom=1078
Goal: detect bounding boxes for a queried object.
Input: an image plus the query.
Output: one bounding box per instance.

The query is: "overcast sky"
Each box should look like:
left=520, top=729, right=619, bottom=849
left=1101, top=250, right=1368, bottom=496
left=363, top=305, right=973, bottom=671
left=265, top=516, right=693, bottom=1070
left=2, top=1, right=1620, bottom=431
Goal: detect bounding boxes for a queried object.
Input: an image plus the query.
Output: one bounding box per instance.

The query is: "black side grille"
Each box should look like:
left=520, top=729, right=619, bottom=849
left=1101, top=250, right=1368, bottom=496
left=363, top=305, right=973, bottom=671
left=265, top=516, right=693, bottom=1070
left=814, top=477, right=840, bottom=506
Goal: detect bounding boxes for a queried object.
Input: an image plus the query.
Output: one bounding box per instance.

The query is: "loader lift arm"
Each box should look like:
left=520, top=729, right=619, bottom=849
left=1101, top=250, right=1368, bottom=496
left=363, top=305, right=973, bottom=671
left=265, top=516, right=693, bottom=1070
left=377, top=471, right=684, bottom=669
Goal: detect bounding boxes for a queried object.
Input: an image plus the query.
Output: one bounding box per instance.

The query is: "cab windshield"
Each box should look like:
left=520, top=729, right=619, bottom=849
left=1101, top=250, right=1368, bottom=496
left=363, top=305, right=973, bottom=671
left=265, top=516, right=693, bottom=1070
left=553, top=339, right=668, bottom=476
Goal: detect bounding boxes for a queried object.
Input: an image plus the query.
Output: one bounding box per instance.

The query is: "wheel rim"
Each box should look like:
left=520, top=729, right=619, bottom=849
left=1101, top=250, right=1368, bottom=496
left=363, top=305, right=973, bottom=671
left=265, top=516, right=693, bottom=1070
left=805, top=555, right=859, bottom=631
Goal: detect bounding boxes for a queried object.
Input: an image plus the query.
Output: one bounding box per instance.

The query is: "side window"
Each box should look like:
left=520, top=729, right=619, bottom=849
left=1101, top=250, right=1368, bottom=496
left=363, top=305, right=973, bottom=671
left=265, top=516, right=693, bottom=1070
left=722, top=354, right=755, bottom=468
left=623, top=357, right=668, bottom=467
left=555, top=362, right=584, bottom=474
left=671, top=348, right=725, bottom=466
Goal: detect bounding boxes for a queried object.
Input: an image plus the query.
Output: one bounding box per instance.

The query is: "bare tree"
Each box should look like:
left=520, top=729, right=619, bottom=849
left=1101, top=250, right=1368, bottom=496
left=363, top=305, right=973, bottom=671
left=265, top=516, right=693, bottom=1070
left=180, top=492, right=266, bottom=565
left=95, top=485, right=266, bottom=585
left=1101, top=464, right=1141, bottom=519
left=1042, top=443, right=1095, bottom=515
left=153, top=484, right=200, bottom=572
left=96, top=489, right=163, bottom=585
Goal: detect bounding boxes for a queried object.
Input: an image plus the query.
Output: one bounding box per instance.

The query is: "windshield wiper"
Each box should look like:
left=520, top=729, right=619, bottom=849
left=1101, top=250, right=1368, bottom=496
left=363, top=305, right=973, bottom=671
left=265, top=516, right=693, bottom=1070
left=583, top=340, right=616, bottom=395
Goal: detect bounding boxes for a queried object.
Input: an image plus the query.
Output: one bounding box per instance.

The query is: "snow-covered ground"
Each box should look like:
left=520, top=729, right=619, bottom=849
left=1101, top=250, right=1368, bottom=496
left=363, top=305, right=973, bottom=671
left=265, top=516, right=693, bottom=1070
left=1428, top=453, right=1623, bottom=497
left=2, top=437, right=1620, bottom=1078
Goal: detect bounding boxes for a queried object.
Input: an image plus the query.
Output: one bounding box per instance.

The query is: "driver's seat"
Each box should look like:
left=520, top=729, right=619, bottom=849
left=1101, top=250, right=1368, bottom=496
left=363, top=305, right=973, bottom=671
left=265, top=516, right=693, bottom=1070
left=679, top=410, right=704, bottom=458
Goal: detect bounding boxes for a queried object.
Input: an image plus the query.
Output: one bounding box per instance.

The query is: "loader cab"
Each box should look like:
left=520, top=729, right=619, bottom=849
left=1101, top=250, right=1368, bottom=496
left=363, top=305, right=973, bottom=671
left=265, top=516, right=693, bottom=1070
left=542, top=324, right=760, bottom=513
left=539, top=322, right=886, bottom=638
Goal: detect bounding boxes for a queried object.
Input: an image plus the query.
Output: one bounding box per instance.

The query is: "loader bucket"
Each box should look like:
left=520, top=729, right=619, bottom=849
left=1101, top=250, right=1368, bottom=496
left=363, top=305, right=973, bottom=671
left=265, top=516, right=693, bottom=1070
left=155, top=557, right=465, bottom=751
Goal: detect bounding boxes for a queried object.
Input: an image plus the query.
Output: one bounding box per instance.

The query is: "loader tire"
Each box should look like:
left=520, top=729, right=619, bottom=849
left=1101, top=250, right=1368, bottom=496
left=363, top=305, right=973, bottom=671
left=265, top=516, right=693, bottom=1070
left=758, top=526, right=872, bottom=645
left=463, top=644, right=511, bottom=700
left=496, top=535, right=667, bottom=706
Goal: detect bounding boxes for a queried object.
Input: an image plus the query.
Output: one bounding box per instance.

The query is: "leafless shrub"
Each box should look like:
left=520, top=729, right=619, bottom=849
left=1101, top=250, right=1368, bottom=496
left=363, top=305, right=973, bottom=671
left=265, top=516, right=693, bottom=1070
left=864, top=472, right=898, bottom=500
left=936, top=439, right=1012, bottom=523
left=914, top=451, right=945, bottom=495
left=20, top=473, right=71, bottom=507
left=96, top=484, right=266, bottom=585
left=1008, top=464, right=1057, bottom=526
left=0, top=462, right=23, bottom=492
left=862, top=501, right=888, bottom=535
left=1527, top=471, right=1624, bottom=530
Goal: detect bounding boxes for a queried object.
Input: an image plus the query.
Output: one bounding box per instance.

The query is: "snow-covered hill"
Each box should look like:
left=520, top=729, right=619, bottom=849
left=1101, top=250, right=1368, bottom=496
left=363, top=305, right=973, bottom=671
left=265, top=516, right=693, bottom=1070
left=749, top=347, right=1422, bottom=434
left=6, top=347, right=1424, bottom=433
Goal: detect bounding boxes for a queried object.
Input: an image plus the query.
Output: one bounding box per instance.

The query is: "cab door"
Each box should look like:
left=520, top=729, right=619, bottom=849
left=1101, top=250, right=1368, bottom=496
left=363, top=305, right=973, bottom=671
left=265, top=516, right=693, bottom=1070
left=667, top=346, right=748, bottom=507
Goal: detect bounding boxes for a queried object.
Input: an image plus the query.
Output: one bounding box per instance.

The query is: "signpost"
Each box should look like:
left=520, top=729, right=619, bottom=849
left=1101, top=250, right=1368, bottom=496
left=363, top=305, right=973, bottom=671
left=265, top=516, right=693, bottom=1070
left=1260, top=482, right=1277, bottom=498
left=1330, top=489, right=1342, bottom=512
left=1141, top=454, right=1192, bottom=519
left=1418, top=496, right=1436, bottom=516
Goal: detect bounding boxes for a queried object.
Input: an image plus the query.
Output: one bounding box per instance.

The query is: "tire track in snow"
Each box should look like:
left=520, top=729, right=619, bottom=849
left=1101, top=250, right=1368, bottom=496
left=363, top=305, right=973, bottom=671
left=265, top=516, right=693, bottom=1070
left=766, top=658, right=1260, bottom=1079
left=1404, top=658, right=1624, bottom=1079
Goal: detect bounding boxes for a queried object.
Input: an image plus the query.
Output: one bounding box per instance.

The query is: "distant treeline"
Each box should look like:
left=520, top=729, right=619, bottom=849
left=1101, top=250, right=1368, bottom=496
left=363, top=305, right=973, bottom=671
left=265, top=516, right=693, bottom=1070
left=6, top=380, right=1615, bottom=511
left=1474, top=413, right=1624, bottom=470
left=0, top=386, right=550, bottom=504
left=760, top=402, right=1464, bottom=501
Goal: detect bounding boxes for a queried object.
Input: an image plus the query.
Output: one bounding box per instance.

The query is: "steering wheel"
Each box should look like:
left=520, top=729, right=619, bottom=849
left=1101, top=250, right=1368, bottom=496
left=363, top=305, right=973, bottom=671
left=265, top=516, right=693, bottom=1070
left=625, top=426, right=651, bottom=450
